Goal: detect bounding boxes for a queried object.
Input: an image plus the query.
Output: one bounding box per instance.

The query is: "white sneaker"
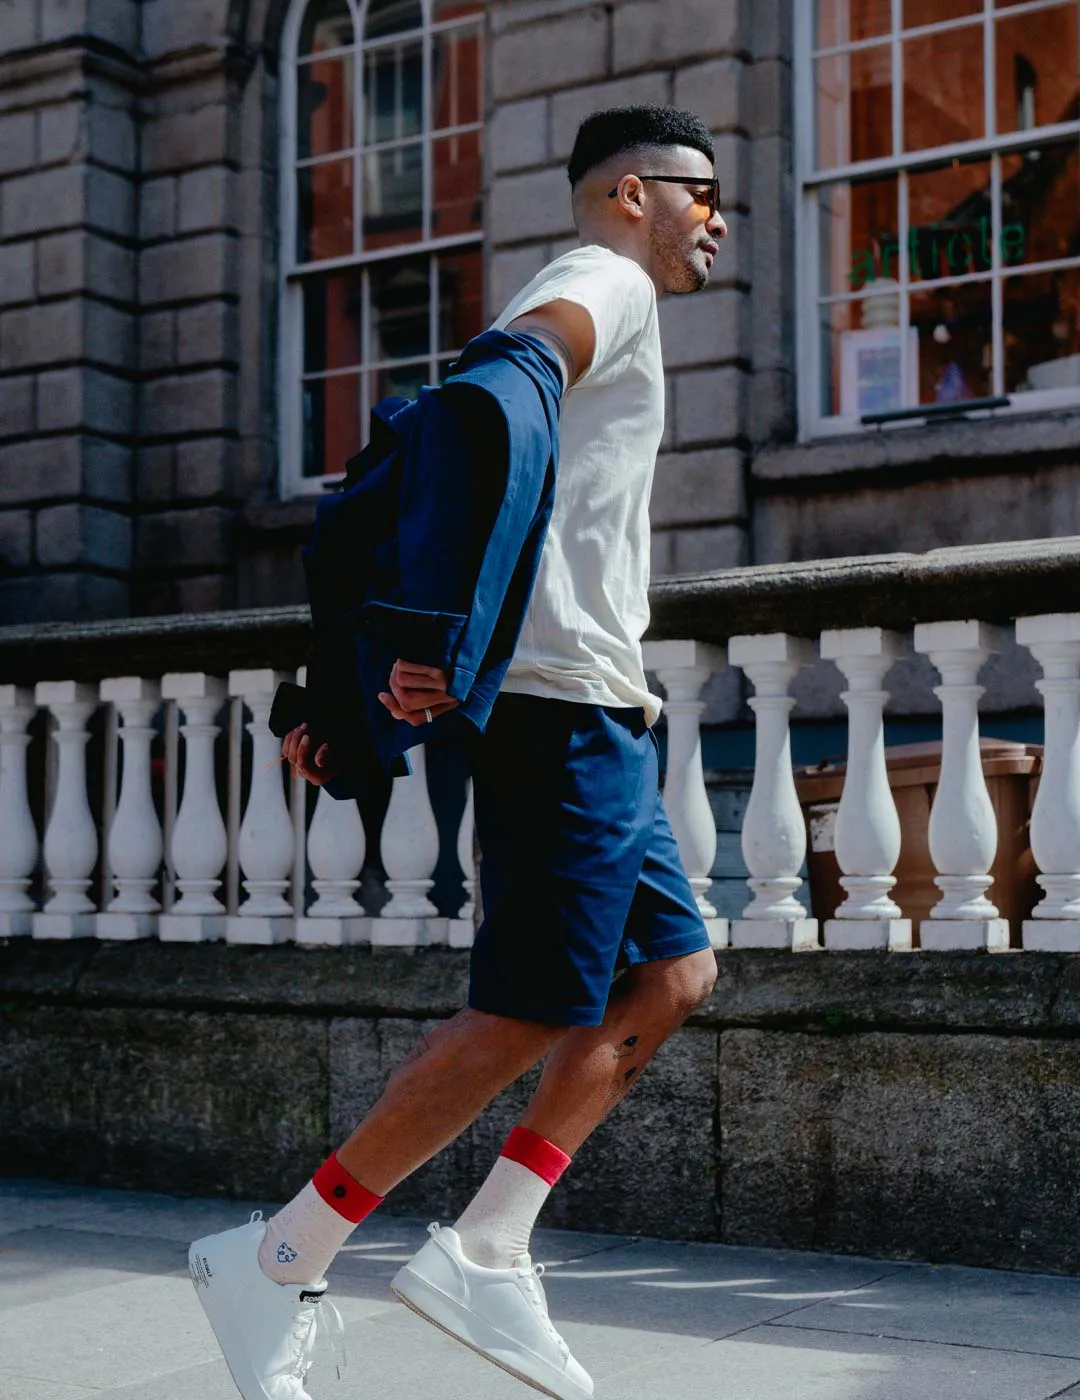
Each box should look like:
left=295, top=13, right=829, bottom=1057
left=392, top=1223, right=593, bottom=1400
left=189, top=1212, right=345, bottom=1400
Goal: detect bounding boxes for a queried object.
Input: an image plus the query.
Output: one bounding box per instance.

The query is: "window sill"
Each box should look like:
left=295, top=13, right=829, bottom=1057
left=755, top=404, right=1080, bottom=486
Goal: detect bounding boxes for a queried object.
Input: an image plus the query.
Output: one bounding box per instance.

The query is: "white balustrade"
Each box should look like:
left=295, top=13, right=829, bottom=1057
left=820, top=629, right=912, bottom=951
left=1017, top=613, right=1080, bottom=950
left=33, top=681, right=99, bottom=939
left=296, top=787, right=368, bottom=946
left=0, top=685, right=38, bottom=936
left=449, top=777, right=477, bottom=949
left=913, top=620, right=1009, bottom=951
left=645, top=639, right=730, bottom=950
left=371, top=742, right=445, bottom=947
left=159, top=673, right=227, bottom=941
left=227, top=670, right=295, bottom=943
left=728, top=634, right=819, bottom=950
left=96, top=678, right=163, bottom=941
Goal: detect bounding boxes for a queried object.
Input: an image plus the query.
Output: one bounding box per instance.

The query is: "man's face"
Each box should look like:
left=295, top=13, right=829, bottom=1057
left=645, top=146, right=727, bottom=295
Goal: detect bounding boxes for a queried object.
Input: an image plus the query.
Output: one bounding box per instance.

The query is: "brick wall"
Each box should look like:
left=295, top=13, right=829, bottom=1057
left=0, top=0, right=795, bottom=624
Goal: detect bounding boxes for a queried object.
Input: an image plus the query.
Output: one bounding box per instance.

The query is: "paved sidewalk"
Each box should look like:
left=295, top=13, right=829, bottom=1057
left=4, top=1179, right=1080, bottom=1400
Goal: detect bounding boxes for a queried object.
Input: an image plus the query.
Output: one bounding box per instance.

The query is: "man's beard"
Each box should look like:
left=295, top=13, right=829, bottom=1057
left=649, top=214, right=708, bottom=294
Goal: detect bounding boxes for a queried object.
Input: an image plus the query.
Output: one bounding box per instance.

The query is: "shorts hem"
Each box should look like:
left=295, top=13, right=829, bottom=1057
left=467, top=990, right=607, bottom=1028
left=621, top=926, right=713, bottom=968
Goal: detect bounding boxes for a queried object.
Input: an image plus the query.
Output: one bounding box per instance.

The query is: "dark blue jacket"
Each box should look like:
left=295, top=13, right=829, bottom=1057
left=302, top=330, right=563, bottom=789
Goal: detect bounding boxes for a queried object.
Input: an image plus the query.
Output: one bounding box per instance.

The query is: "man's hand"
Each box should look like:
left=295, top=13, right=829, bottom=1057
left=378, top=660, right=460, bottom=727
left=282, top=723, right=342, bottom=786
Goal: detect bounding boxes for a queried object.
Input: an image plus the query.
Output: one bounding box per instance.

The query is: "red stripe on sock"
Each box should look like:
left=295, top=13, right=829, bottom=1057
left=500, top=1127, right=571, bottom=1187
left=311, top=1154, right=384, bottom=1225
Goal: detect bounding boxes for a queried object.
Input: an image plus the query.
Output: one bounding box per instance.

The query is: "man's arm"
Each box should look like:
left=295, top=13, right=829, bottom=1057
left=506, top=298, right=596, bottom=391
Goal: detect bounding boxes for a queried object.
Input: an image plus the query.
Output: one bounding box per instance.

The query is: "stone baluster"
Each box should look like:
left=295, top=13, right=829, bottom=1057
left=646, top=639, right=730, bottom=950
left=728, top=634, right=819, bottom=950
left=1017, top=614, right=1080, bottom=950
left=913, top=620, right=1008, bottom=950
left=296, top=786, right=368, bottom=946
left=0, top=686, right=38, bottom=936
left=33, top=681, right=98, bottom=939
left=820, top=628, right=912, bottom=950
left=96, top=678, right=163, bottom=940
left=226, top=670, right=295, bottom=943
left=158, top=673, right=227, bottom=941
left=371, top=742, right=446, bottom=947
left=449, top=777, right=477, bottom=949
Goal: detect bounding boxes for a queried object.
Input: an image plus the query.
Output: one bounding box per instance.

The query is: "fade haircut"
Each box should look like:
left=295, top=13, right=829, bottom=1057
left=567, top=105, right=715, bottom=188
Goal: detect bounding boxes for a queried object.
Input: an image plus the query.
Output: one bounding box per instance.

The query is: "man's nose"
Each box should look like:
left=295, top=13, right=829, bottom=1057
left=708, top=209, right=728, bottom=239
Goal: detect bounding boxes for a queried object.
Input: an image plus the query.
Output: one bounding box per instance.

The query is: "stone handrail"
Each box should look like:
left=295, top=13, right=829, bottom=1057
left=3, top=536, right=1080, bottom=954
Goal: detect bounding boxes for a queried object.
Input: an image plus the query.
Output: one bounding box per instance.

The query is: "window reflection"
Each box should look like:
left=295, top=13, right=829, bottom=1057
left=370, top=257, right=430, bottom=363
left=910, top=281, right=993, bottom=403
left=816, top=45, right=893, bottom=167
left=299, top=0, right=353, bottom=55
left=815, top=0, right=891, bottom=47
left=904, top=24, right=985, bottom=151
left=303, top=372, right=362, bottom=478
left=1001, top=138, right=1080, bottom=267
left=298, top=55, right=353, bottom=159
left=908, top=159, right=993, bottom=282
left=365, top=0, right=423, bottom=40
left=1006, top=267, right=1080, bottom=391
left=995, top=6, right=1078, bottom=136
left=297, top=159, right=353, bottom=262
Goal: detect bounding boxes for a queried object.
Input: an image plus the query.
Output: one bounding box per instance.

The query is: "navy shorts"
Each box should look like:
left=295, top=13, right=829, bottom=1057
left=467, top=692, right=712, bottom=1026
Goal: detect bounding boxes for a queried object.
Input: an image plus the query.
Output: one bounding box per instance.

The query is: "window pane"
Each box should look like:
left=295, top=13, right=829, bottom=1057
left=819, top=173, right=900, bottom=297
left=298, top=56, right=354, bottom=159
left=910, top=280, right=993, bottom=403
left=370, top=256, right=430, bottom=363
left=995, top=5, right=1079, bottom=137
left=365, top=0, right=423, bottom=40
left=437, top=248, right=483, bottom=352
left=432, top=23, right=484, bottom=130
left=363, top=143, right=423, bottom=246
left=904, top=26, right=984, bottom=150
left=1001, top=138, right=1080, bottom=267
left=904, top=0, right=979, bottom=27
left=432, top=131, right=483, bottom=236
left=302, top=372, right=362, bottom=477
left=908, top=158, right=993, bottom=283
left=297, top=159, right=354, bottom=262
left=363, top=39, right=423, bottom=143
left=299, top=0, right=353, bottom=55
left=1005, top=266, right=1080, bottom=391
left=815, top=0, right=891, bottom=47
left=368, top=361, right=429, bottom=406
left=303, top=271, right=363, bottom=372
left=816, top=45, right=893, bottom=168
left=822, top=298, right=914, bottom=417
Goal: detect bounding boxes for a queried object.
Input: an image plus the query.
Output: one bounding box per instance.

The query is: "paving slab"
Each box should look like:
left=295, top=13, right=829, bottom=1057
left=5, top=1180, right=1080, bottom=1400
left=775, top=1257, right=1080, bottom=1359
left=596, top=1326, right=1080, bottom=1400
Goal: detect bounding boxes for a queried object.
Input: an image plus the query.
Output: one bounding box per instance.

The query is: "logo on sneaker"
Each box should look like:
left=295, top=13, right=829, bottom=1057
left=277, top=1242, right=298, bottom=1264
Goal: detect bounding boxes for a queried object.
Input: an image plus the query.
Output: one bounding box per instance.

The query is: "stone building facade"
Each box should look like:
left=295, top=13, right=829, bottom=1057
left=1, top=0, right=1079, bottom=626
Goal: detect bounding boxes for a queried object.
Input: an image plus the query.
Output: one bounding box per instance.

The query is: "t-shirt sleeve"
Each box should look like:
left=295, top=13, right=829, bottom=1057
left=502, top=252, right=654, bottom=386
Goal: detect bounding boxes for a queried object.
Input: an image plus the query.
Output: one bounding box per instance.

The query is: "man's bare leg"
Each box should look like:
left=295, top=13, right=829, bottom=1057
left=451, top=947, right=717, bottom=1266
left=337, top=1008, right=565, bottom=1195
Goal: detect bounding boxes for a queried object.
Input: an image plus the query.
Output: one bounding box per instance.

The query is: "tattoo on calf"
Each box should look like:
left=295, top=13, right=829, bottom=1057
left=613, top=1034, right=639, bottom=1061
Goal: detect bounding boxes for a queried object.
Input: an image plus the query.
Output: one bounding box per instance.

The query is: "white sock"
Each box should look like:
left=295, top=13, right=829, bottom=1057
left=454, top=1157, right=555, bottom=1269
left=258, top=1181, right=358, bottom=1285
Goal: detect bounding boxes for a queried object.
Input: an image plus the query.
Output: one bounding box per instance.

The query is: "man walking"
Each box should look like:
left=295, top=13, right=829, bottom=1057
left=190, top=104, right=727, bottom=1400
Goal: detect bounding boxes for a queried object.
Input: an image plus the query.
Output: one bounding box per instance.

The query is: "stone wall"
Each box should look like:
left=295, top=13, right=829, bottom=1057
left=4, top=937, right=1080, bottom=1274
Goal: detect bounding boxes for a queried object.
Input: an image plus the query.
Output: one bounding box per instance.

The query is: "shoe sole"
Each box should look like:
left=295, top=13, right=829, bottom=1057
left=188, top=1240, right=279, bottom=1400
left=391, top=1269, right=591, bottom=1400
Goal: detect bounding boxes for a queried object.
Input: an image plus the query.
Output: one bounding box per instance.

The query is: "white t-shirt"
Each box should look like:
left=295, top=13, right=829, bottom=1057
left=491, top=244, right=665, bottom=724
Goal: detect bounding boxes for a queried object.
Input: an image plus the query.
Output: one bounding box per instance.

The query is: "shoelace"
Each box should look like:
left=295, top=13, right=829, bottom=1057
left=516, top=1261, right=569, bottom=1357
left=247, top=1212, right=348, bottom=1384
left=291, top=1294, right=347, bottom=1382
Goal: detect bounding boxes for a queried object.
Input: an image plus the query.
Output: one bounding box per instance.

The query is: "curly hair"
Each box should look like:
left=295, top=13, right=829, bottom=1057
left=567, top=105, right=715, bottom=187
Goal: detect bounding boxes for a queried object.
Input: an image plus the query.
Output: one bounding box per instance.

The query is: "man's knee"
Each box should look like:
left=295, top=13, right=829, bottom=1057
left=638, top=947, right=718, bottom=1018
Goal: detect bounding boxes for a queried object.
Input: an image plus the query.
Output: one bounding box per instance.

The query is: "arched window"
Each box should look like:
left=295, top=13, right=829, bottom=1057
left=279, top=0, right=485, bottom=491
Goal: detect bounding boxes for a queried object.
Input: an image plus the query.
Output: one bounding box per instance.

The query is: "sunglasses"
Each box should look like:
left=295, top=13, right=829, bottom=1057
left=607, top=175, right=721, bottom=217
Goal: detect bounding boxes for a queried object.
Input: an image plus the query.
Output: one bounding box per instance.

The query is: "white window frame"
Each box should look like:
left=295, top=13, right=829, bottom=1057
left=794, top=0, right=1080, bottom=442
left=278, top=0, right=485, bottom=495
